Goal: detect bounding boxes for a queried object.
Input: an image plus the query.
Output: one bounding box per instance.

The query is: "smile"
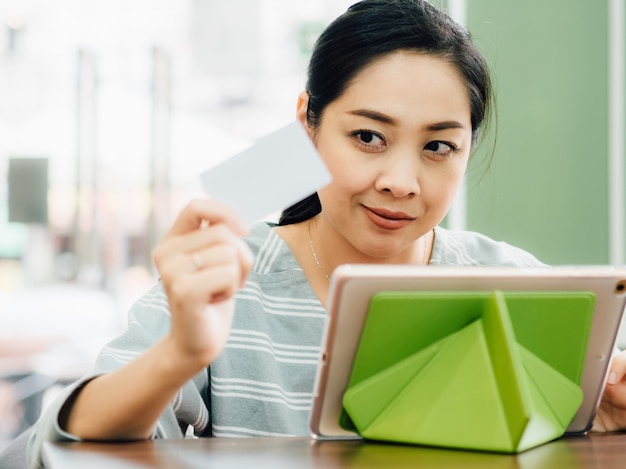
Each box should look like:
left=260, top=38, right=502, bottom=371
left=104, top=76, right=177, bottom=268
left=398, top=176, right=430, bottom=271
left=362, top=205, right=415, bottom=230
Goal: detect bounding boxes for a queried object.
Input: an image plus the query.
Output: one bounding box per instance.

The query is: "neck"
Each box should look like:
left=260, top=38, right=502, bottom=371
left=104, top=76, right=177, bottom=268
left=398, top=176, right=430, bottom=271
left=307, top=220, right=332, bottom=283
left=307, top=215, right=433, bottom=277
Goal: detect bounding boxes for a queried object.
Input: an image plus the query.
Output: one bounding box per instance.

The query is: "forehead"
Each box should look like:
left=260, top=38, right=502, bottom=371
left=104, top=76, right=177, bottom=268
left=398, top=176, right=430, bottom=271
left=337, top=50, right=471, bottom=126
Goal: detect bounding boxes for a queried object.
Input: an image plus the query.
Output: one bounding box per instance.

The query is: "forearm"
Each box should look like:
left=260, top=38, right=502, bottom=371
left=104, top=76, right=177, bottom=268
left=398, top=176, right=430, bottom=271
left=61, top=335, right=203, bottom=441
left=58, top=201, right=250, bottom=442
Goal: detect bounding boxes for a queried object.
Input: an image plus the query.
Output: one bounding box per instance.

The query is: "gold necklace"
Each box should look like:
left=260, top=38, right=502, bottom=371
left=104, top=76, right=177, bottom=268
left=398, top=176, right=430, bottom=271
left=307, top=220, right=433, bottom=284
left=308, top=220, right=331, bottom=283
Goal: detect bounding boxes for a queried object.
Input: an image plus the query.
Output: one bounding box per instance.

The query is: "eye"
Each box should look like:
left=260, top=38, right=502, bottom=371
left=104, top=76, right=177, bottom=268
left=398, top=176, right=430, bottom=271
left=424, top=140, right=458, bottom=159
left=351, top=130, right=386, bottom=151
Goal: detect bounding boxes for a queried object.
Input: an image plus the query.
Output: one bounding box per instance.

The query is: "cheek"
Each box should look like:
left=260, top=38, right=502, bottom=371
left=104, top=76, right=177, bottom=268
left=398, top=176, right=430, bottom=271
left=317, top=144, right=373, bottom=196
left=421, top=164, right=467, bottom=204
left=318, top=171, right=368, bottom=205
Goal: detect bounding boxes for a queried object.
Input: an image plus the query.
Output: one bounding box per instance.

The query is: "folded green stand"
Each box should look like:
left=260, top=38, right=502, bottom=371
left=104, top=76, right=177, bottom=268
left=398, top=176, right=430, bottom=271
left=342, top=290, right=594, bottom=453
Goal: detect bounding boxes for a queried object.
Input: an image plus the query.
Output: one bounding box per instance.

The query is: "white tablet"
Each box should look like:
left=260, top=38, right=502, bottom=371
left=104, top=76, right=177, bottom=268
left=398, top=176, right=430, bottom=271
left=309, top=264, right=626, bottom=440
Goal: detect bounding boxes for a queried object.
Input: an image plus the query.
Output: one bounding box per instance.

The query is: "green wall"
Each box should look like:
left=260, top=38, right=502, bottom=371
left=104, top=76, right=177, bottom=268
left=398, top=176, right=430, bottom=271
left=450, top=1, right=620, bottom=265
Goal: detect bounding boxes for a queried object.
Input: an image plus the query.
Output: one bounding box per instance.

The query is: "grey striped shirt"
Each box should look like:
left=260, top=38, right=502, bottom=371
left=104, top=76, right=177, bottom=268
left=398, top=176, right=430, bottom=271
left=28, top=222, right=542, bottom=467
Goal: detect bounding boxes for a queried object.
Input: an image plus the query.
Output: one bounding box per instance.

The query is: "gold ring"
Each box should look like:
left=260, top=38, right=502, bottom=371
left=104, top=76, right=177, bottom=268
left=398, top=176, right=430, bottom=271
left=191, top=251, right=204, bottom=270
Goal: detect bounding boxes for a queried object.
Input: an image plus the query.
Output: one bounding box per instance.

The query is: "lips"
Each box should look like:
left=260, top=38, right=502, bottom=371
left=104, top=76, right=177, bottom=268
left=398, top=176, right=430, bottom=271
left=362, top=205, right=415, bottom=230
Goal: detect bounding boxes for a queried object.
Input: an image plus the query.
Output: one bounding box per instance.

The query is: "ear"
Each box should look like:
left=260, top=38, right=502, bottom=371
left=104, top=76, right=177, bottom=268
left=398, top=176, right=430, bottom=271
left=296, top=91, right=312, bottom=136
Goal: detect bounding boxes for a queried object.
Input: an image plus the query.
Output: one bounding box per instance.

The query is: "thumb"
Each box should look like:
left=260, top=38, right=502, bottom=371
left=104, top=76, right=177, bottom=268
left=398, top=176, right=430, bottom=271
left=607, top=349, right=626, bottom=385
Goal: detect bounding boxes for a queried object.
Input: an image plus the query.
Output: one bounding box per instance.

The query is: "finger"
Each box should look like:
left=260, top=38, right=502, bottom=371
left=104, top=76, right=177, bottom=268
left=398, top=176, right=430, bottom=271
left=186, top=241, right=252, bottom=304
left=163, top=223, right=240, bottom=257
left=170, top=258, right=243, bottom=306
left=191, top=251, right=206, bottom=271
left=188, top=241, right=253, bottom=294
left=195, top=264, right=242, bottom=304
left=607, top=350, right=626, bottom=385
left=168, top=199, right=248, bottom=238
left=154, top=224, right=242, bottom=273
left=173, top=238, right=253, bottom=292
left=159, top=243, right=239, bottom=282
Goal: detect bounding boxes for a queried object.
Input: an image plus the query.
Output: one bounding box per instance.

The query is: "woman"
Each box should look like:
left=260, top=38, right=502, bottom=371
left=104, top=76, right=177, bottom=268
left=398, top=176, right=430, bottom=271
left=25, top=0, right=626, bottom=466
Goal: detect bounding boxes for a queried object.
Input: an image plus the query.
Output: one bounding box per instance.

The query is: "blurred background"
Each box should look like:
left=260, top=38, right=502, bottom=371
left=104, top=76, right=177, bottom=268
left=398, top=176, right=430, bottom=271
left=0, top=0, right=624, bottom=449
left=0, top=0, right=354, bottom=447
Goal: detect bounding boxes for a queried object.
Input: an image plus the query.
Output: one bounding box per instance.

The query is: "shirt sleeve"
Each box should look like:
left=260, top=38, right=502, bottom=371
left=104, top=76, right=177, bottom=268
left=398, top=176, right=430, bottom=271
left=431, top=227, right=547, bottom=267
left=27, top=282, right=210, bottom=469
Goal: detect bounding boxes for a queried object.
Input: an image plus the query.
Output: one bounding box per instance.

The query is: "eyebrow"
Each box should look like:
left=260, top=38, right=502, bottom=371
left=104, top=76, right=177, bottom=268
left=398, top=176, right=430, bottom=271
left=348, top=109, right=396, bottom=125
left=348, top=109, right=466, bottom=131
left=426, top=121, right=467, bottom=131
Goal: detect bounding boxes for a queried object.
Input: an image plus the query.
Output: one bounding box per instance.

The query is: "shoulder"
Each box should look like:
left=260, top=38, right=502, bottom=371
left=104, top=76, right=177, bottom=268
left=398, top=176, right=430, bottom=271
left=236, top=221, right=323, bottom=317
left=242, top=221, right=313, bottom=293
left=431, top=226, right=546, bottom=267
left=243, top=221, right=299, bottom=274
left=244, top=221, right=275, bottom=252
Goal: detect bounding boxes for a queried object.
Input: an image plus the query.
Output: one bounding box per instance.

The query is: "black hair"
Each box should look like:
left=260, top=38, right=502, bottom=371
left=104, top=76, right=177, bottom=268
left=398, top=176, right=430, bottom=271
left=279, top=0, right=493, bottom=226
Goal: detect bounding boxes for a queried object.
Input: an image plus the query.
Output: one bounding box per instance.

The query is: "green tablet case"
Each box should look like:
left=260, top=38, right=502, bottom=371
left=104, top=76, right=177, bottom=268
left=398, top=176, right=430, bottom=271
left=341, top=290, right=594, bottom=453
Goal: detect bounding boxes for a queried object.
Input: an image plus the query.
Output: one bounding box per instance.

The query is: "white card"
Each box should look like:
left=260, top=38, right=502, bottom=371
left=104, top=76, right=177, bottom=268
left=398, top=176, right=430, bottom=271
left=200, top=122, right=331, bottom=226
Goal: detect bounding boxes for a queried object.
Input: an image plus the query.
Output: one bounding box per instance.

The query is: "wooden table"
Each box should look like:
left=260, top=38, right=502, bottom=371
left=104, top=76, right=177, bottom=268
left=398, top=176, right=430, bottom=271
left=43, top=433, right=626, bottom=468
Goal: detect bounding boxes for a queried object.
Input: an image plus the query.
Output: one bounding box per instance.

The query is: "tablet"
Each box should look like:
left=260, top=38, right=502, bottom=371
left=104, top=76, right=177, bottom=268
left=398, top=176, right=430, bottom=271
left=309, top=264, right=626, bottom=440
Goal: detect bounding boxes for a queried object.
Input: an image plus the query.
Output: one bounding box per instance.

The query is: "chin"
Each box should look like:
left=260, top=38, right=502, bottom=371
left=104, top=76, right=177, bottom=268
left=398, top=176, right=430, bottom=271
left=360, top=241, right=409, bottom=261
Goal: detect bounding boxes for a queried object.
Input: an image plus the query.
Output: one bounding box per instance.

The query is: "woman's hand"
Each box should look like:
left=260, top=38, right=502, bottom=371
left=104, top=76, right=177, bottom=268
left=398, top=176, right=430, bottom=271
left=153, top=199, right=253, bottom=373
left=593, top=350, right=626, bottom=432
left=61, top=199, right=253, bottom=441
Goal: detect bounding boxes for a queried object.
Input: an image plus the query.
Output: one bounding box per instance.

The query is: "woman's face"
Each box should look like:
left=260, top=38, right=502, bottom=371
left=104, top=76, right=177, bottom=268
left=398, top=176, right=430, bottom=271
left=298, top=50, right=473, bottom=260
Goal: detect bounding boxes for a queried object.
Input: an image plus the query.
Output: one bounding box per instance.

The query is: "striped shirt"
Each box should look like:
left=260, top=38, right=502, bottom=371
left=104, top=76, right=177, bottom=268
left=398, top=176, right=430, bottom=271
left=28, top=222, right=543, bottom=467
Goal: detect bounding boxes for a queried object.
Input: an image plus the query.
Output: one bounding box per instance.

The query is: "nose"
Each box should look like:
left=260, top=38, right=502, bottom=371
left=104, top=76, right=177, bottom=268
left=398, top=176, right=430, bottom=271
left=374, top=149, right=421, bottom=197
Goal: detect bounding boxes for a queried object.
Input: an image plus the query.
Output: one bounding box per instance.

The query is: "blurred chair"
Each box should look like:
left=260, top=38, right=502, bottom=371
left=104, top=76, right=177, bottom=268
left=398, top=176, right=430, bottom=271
left=0, top=283, right=120, bottom=467
left=1, top=373, right=57, bottom=443
left=0, top=426, right=33, bottom=469
left=0, top=374, right=55, bottom=468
